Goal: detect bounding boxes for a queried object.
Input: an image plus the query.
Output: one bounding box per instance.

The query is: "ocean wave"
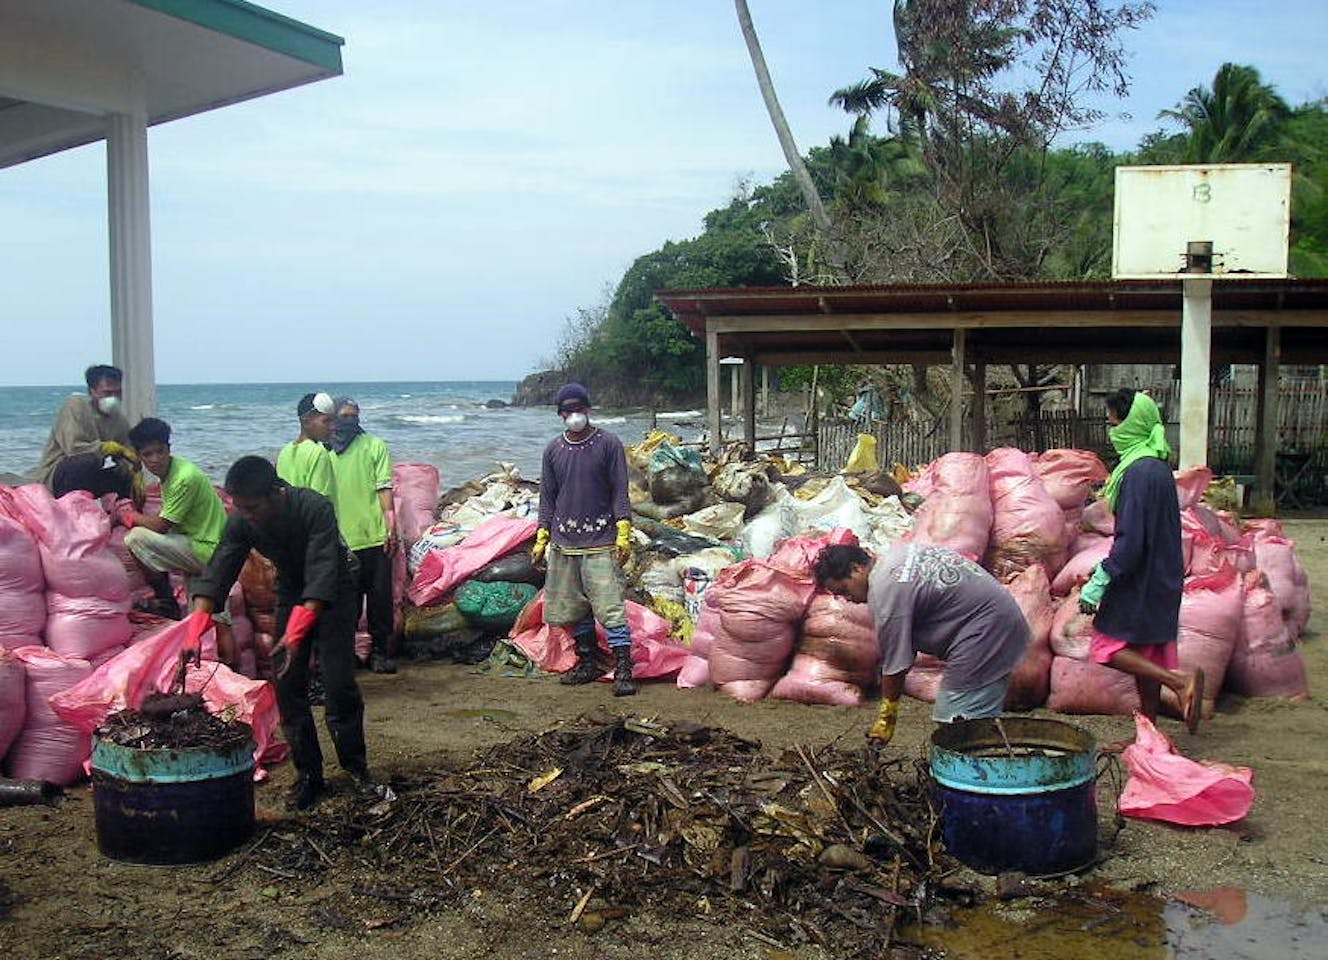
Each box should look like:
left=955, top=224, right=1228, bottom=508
left=593, top=416, right=627, bottom=425
left=657, top=409, right=704, bottom=420
left=395, top=414, right=465, bottom=425
left=190, top=404, right=215, bottom=410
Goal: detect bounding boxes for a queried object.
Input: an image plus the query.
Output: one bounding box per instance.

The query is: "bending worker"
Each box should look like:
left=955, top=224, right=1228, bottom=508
left=814, top=542, right=1030, bottom=742
left=186, top=455, right=374, bottom=810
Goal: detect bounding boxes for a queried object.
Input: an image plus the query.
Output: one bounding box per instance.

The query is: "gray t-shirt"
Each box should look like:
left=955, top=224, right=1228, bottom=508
left=868, top=543, right=1030, bottom=692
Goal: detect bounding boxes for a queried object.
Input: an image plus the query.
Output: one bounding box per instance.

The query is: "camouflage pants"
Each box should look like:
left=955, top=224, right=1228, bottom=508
left=544, top=546, right=628, bottom=631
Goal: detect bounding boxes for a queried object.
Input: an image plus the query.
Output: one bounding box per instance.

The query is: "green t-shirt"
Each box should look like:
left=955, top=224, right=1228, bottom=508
left=332, top=433, right=393, bottom=551
left=159, top=455, right=228, bottom=563
left=277, top=439, right=338, bottom=502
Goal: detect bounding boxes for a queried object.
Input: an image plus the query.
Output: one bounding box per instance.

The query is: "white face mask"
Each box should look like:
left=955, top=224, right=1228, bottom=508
left=563, top=411, right=589, bottom=432
left=95, top=395, right=122, bottom=415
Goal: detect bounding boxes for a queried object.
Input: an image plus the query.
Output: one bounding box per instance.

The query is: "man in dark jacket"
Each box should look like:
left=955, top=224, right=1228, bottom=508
left=1079, top=389, right=1205, bottom=736
left=185, top=455, right=374, bottom=810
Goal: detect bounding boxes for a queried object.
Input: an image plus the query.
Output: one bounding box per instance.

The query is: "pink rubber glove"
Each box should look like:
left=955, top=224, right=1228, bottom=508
left=183, top=609, right=214, bottom=654
left=271, top=605, right=319, bottom=680
left=114, top=498, right=139, bottom=529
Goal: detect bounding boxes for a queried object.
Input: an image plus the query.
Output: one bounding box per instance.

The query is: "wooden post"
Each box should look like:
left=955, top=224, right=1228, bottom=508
left=1252, top=325, right=1280, bottom=516
left=950, top=329, right=966, bottom=451
left=970, top=359, right=987, bottom=453
left=706, top=328, right=721, bottom=458
left=761, top=364, right=769, bottom=417
left=741, top=357, right=756, bottom=460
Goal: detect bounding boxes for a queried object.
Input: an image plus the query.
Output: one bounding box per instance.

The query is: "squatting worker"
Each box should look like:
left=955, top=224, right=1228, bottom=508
left=531, top=383, right=637, bottom=696
left=814, top=543, right=1030, bottom=742
left=1078, top=388, right=1204, bottom=737
left=185, top=455, right=376, bottom=811
left=121, top=418, right=233, bottom=657
left=329, top=396, right=399, bottom=674
left=33, top=363, right=139, bottom=500
left=277, top=392, right=338, bottom=501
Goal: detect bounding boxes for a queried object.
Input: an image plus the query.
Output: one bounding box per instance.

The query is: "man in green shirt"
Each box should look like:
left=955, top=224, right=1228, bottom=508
left=277, top=392, right=338, bottom=501
left=121, top=418, right=234, bottom=660
left=330, top=397, right=398, bottom=674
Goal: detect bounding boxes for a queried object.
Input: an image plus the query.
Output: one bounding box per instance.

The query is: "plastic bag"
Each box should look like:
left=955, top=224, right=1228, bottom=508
left=455, top=580, right=540, bottom=631
left=1051, top=537, right=1113, bottom=597
left=409, top=515, right=538, bottom=607
left=0, top=511, right=47, bottom=646
left=1225, top=573, right=1310, bottom=700
left=1046, top=655, right=1140, bottom=716
left=769, top=593, right=878, bottom=707
left=902, top=452, right=992, bottom=561
left=43, top=592, right=133, bottom=659
left=842, top=434, right=879, bottom=474
left=506, top=593, right=687, bottom=680
left=0, top=647, right=26, bottom=762
left=1002, top=565, right=1054, bottom=710
left=3, top=646, right=93, bottom=785
left=1251, top=536, right=1311, bottom=638
left=710, top=560, right=817, bottom=702
left=393, top=463, right=441, bottom=548
left=1174, top=466, right=1214, bottom=510
left=985, top=447, right=1068, bottom=579
left=680, top=502, right=746, bottom=542
left=1118, top=714, right=1254, bottom=826
left=1048, top=588, right=1095, bottom=660
left=7, top=486, right=130, bottom=602
left=1032, top=449, right=1108, bottom=511
left=471, top=549, right=544, bottom=586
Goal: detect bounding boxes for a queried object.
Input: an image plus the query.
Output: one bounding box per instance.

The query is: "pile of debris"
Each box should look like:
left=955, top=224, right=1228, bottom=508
left=232, top=712, right=965, bottom=957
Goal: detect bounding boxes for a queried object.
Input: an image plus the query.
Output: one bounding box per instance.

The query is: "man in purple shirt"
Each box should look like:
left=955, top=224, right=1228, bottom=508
left=530, top=383, right=637, bottom=696
left=815, top=543, right=1030, bottom=742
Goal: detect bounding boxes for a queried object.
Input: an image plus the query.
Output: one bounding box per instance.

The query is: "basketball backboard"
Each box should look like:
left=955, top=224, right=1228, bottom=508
left=1112, top=163, right=1291, bottom=279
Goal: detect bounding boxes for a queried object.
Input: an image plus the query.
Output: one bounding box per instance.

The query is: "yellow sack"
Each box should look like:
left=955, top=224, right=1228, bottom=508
left=626, top=429, right=681, bottom=472
left=843, top=434, right=879, bottom=474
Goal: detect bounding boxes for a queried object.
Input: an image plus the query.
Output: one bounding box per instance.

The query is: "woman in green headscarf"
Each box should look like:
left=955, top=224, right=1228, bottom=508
left=1079, top=389, right=1205, bottom=738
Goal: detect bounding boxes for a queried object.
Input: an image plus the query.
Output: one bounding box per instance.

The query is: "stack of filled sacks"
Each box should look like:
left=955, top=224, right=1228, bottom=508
left=1045, top=466, right=1310, bottom=716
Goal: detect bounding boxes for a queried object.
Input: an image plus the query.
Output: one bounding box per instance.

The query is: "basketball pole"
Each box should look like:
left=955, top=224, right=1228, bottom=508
left=1179, top=277, right=1212, bottom=470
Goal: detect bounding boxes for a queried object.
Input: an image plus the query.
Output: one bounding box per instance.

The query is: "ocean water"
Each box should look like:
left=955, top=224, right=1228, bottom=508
left=0, top=381, right=708, bottom=488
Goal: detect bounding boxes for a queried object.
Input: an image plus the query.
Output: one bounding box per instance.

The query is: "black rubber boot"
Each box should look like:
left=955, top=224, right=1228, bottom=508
left=611, top=647, right=638, bottom=697
left=560, top=632, right=602, bottom=685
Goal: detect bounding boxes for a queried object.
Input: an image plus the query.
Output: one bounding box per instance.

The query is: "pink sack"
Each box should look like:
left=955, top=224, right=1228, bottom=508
left=1225, top=574, right=1310, bottom=700
left=984, top=448, right=1068, bottom=579
left=107, top=526, right=152, bottom=599
left=768, top=528, right=858, bottom=576
left=43, top=593, right=132, bottom=659
left=408, top=515, right=538, bottom=607
left=676, top=590, right=723, bottom=689
left=904, top=652, right=943, bottom=703
left=506, top=593, right=688, bottom=681
left=1046, top=655, right=1140, bottom=716
left=8, top=486, right=130, bottom=602
left=1119, top=714, right=1254, bottom=826
left=393, top=463, right=441, bottom=548
left=1033, top=449, right=1109, bottom=511
left=49, top=618, right=288, bottom=777
left=770, top=593, right=878, bottom=707
left=1049, top=589, right=1095, bottom=660
left=1252, top=537, right=1311, bottom=638
left=709, top=560, right=817, bottom=702
left=1174, top=467, right=1214, bottom=510
left=1003, top=565, right=1055, bottom=710
left=903, top=452, right=992, bottom=561
left=0, top=511, right=47, bottom=647
left=0, top=647, right=26, bottom=761
left=1051, top=537, right=1113, bottom=596
left=4, top=646, right=93, bottom=785
left=1174, top=571, right=1243, bottom=712
left=1081, top=499, right=1115, bottom=537
left=1241, top=518, right=1285, bottom=539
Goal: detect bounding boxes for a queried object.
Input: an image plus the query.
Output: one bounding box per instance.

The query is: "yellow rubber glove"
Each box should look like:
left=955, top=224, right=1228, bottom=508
left=615, top=519, right=633, bottom=565
left=530, top=528, right=550, bottom=568
left=101, top=440, right=138, bottom=463
left=868, top=699, right=899, bottom=743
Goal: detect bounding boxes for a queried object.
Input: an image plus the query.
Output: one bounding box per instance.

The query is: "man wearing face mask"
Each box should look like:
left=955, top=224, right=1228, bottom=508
left=531, top=383, right=637, bottom=696
left=33, top=364, right=139, bottom=501
left=277, top=392, right=338, bottom=502
left=329, top=397, right=398, bottom=674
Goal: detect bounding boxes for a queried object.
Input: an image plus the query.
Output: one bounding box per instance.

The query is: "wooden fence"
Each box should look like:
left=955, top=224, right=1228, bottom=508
left=818, top=382, right=1328, bottom=503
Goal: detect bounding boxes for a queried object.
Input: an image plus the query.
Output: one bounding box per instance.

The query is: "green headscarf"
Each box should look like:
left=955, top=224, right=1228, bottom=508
left=1102, top=392, right=1170, bottom=512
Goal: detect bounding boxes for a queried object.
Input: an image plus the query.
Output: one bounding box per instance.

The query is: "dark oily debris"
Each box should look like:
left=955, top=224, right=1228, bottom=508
left=98, top=694, right=252, bottom=751
left=221, top=712, right=971, bottom=959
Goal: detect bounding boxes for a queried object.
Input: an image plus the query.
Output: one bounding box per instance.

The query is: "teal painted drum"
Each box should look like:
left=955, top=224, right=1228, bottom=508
left=91, top=726, right=255, bottom=865
left=930, top=717, right=1098, bottom=876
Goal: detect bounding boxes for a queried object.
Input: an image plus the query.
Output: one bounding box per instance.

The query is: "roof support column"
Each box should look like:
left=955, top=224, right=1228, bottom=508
left=1179, top=278, right=1212, bottom=469
left=740, top=357, right=755, bottom=459
left=1252, top=325, right=1281, bottom=516
left=107, top=107, right=156, bottom=423
left=706, top=327, right=721, bottom=458
left=970, top=359, right=986, bottom=453
left=950, top=328, right=966, bottom=451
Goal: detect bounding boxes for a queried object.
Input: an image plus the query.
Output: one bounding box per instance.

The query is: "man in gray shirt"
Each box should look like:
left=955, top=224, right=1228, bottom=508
left=815, top=543, right=1030, bottom=741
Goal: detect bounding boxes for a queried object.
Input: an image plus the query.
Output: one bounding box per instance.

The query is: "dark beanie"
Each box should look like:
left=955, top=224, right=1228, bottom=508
left=554, top=383, right=591, bottom=411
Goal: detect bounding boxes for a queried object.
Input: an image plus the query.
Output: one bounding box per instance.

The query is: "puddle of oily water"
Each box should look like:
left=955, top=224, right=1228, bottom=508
left=901, top=885, right=1327, bottom=960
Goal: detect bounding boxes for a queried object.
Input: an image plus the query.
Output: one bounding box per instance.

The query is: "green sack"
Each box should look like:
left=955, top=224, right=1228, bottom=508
left=649, top=441, right=703, bottom=476
left=455, top=580, right=539, bottom=631
left=403, top=602, right=469, bottom=642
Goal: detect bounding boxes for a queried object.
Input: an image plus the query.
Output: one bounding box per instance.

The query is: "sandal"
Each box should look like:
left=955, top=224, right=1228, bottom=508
left=1184, top=669, right=1206, bottom=735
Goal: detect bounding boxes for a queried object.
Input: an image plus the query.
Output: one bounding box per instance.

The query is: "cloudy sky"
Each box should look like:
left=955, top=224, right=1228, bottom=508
left=1, top=0, right=1324, bottom=385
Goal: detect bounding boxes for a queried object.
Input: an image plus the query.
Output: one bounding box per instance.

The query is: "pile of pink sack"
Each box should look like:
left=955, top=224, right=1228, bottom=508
left=0, top=484, right=283, bottom=786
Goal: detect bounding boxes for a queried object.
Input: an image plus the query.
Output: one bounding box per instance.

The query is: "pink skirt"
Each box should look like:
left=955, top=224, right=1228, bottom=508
left=1089, top=629, right=1179, bottom=670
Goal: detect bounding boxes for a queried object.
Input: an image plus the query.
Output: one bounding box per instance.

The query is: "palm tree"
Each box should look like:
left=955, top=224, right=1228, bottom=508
left=1159, top=63, right=1291, bottom=162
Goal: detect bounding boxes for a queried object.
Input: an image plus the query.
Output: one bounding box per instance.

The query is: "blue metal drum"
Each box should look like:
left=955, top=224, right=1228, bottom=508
left=91, top=727, right=255, bottom=865
left=930, top=717, right=1098, bottom=876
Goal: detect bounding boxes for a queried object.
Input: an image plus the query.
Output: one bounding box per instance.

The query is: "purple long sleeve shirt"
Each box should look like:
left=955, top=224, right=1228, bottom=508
left=538, top=427, right=631, bottom=550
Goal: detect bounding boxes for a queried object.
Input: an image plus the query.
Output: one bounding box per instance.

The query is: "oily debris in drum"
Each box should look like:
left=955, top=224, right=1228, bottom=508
left=98, top=693, right=252, bottom=751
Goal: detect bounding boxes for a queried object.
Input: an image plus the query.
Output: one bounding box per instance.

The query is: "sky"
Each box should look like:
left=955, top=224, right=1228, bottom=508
left=1, top=0, right=1324, bottom=386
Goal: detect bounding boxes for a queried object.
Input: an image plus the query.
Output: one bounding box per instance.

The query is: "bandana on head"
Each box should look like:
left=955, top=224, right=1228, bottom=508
left=329, top=396, right=364, bottom=454
left=1102, top=392, right=1171, bottom=512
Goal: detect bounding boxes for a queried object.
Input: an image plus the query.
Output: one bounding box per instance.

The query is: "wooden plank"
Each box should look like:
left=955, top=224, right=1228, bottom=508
left=706, top=327, right=721, bottom=458
left=707, top=310, right=1328, bottom=335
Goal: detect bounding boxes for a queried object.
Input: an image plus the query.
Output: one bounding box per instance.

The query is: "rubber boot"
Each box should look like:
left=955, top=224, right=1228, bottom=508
left=611, top=646, right=637, bottom=697
left=560, top=632, right=602, bottom=685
